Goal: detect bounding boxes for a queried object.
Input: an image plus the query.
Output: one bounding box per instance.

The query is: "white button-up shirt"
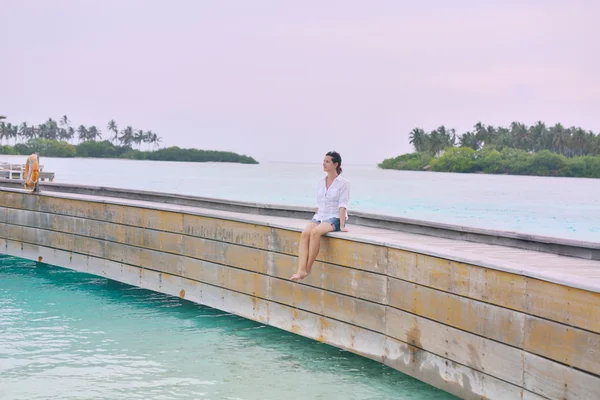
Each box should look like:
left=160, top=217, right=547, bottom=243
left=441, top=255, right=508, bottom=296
left=314, top=175, right=350, bottom=221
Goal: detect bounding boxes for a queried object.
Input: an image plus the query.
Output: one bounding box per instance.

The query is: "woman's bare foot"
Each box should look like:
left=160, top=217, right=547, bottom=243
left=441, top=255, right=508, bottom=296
left=290, top=270, right=308, bottom=281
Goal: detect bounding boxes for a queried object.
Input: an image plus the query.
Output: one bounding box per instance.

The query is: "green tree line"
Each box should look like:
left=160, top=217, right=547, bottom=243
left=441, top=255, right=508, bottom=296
left=0, top=116, right=258, bottom=164
left=0, top=116, right=161, bottom=150
left=379, top=122, right=600, bottom=178
left=407, top=122, right=600, bottom=157
left=380, top=148, right=600, bottom=178
left=0, top=139, right=258, bottom=164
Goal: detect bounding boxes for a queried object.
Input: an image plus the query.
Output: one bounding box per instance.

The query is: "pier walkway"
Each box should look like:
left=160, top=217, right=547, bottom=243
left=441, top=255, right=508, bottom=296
left=1, top=182, right=599, bottom=399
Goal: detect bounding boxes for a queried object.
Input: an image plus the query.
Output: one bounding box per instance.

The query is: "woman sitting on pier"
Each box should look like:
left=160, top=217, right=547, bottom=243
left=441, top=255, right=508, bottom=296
left=291, top=151, right=349, bottom=281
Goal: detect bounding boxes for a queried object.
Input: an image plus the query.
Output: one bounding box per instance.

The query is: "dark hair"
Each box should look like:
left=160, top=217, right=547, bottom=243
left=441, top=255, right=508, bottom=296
left=326, top=151, right=342, bottom=175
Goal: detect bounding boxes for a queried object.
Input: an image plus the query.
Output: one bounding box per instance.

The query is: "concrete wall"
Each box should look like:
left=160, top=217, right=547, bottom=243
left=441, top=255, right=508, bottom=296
left=1, top=190, right=599, bottom=400
left=1, top=180, right=597, bottom=260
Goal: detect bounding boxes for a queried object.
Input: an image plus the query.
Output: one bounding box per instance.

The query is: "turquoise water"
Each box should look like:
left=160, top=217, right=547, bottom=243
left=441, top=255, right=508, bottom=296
left=0, top=256, right=456, bottom=400
left=1, top=155, right=598, bottom=242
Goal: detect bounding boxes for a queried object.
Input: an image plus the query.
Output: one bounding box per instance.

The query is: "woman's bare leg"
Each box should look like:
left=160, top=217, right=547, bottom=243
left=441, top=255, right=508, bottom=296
left=291, top=223, right=333, bottom=281
left=290, top=222, right=317, bottom=281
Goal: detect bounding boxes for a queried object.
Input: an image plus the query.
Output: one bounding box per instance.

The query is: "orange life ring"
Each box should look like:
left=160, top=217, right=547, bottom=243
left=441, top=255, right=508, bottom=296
left=23, top=153, right=40, bottom=191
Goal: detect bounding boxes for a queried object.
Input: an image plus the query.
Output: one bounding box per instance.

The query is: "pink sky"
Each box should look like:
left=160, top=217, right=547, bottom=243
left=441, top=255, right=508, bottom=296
left=1, top=0, right=598, bottom=163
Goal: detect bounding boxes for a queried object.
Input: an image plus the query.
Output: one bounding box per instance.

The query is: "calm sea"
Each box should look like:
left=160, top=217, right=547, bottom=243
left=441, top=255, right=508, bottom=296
left=0, top=257, right=456, bottom=400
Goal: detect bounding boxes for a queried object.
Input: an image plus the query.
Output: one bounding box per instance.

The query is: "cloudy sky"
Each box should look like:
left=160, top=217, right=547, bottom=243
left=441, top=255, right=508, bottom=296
left=1, top=0, right=598, bottom=164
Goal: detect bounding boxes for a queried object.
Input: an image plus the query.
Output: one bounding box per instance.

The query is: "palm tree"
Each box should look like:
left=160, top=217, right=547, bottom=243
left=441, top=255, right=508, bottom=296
left=88, top=126, right=102, bottom=141
left=529, top=121, right=547, bottom=152
left=4, top=123, right=17, bottom=144
left=427, top=126, right=455, bottom=156
left=25, top=125, right=37, bottom=141
left=37, top=123, right=49, bottom=140
left=58, top=128, right=69, bottom=142
left=408, top=128, right=427, bottom=153
left=60, top=115, right=69, bottom=127
left=45, top=118, right=59, bottom=141
left=447, top=128, right=457, bottom=148
left=510, top=122, right=531, bottom=151
left=0, top=122, right=6, bottom=144
left=18, top=122, right=29, bottom=144
left=59, top=115, right=70, bottom=130
left=473, top=122, right=488, bottom=144
left=459, top=131, right=481, bottom=150
left=12, top=124, right=18, bottom=145
left=119, top=126, right=134, bottom=147
left=59, top=115, right=73, bottom=143
left=141, top=131, right=153, bottom=150
left=550, top=123, right=569, bottom=155
left=571, top=127, right=589, bottom=156
left=107, top=120, right=119, bottom=144
left=145, top=131, right=162, bottom=149
left=134, top=129, right=145, bottom=150
left=77, top=125, right=89, bottom=142
left=588, top=131, right=599, bottom=156
left=152, top=133, right=162, bottom=149
left=592, top=133, right=600, bottom=155
left=494, top=127, right=512, bottom=150
left=66, top=127, right=75, bottom=142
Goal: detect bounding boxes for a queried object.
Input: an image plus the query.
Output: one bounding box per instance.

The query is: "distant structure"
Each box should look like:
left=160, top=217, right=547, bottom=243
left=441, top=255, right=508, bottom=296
left=0, top=115, right=6, bottom=120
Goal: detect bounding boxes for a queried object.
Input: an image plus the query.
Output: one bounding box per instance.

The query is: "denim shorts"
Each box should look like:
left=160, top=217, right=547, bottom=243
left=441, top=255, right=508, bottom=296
left=312, top=217, right=341, bottom=232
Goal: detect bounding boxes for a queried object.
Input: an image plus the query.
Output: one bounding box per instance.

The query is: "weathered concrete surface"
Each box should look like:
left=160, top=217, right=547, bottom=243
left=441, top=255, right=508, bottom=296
left=1, top=186, right=599, bottom=400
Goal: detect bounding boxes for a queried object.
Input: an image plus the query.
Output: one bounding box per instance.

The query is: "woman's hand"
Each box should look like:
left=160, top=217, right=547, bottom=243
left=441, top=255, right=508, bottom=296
left=340, top=227, right=349, bottom=232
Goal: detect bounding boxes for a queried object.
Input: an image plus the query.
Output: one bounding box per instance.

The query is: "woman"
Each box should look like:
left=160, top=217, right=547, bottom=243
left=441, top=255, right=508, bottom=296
left=291, top=151, right=349, bottom=281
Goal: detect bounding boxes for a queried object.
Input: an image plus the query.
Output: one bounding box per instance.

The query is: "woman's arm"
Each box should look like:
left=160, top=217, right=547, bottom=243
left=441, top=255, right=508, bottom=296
left=338, top=181, right=350, bottom=231
left=339, top=207, right=348, bottom=231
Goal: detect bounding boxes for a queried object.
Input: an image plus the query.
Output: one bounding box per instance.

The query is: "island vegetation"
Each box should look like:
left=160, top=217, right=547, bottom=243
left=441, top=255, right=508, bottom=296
left=379, top=122, right=600, bottom=178
left=0, top=116, right=258, bottom=164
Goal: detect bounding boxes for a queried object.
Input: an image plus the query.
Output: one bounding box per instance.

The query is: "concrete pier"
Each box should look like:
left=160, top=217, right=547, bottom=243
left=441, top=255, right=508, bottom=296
left=0, top=183, right=599, bottom=400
